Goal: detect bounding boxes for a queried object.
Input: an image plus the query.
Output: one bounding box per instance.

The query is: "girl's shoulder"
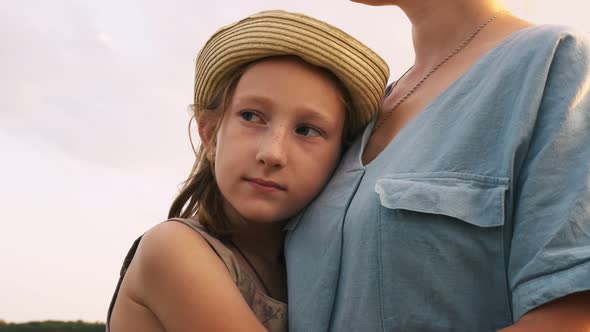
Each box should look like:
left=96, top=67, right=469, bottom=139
left=164, top=218, right=240, bottom=281
left=137, top=218, right=239, bottom=284
left=113, top=219, right=265, bottom=331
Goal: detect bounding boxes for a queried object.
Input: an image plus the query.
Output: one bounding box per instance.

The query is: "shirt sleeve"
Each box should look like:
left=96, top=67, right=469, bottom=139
left=508, top=29, right=590, bottom=320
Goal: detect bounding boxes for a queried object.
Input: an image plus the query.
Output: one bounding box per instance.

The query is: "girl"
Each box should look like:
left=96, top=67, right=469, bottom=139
left=286, top=0, right=590, bottom=331
left=106, top=10, right=388, bottom=332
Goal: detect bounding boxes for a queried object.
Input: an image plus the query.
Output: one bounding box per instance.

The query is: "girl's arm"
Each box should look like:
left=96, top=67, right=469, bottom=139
left=113, top=221, right=267, bottom=332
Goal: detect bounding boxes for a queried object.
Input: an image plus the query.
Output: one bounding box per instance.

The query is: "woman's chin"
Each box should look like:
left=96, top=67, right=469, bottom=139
left=349, top=0, right=394, bottom=6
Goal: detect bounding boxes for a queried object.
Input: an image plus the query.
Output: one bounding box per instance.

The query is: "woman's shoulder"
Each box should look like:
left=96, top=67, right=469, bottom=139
left=488, top=24, right=590, bottom=82
left=510, top=24, right=590, bottom=52
left=513, top=24, right=584, bottom=38
left=518, top=25, right=590, bottom=85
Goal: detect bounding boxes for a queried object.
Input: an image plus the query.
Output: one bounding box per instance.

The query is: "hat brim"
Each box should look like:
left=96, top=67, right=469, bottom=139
left=194, top=10, right=389, bottom=137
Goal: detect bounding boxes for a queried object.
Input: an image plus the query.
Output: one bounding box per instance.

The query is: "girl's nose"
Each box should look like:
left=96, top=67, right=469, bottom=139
left=256, top=127, right=288, bottom=168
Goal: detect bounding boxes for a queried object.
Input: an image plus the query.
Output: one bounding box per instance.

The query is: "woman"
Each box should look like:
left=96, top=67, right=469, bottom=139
left=285, top=0, right=590, bottom=331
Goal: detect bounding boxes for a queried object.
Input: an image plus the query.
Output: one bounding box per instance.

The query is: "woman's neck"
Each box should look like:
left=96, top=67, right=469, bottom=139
left=396, top=0, right=507, bottom=70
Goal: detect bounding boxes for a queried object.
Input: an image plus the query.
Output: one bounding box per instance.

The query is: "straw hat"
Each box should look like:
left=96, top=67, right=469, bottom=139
left=194, top=10, right=390, bottom=137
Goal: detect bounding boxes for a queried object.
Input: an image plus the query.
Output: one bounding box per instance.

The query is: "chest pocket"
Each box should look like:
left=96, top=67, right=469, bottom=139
left=375, top=173, right=508, bottom=227
left=374, top=172, right=512, bottom=331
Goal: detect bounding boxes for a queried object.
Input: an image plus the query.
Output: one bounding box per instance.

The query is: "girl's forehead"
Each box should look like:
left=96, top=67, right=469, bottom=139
left=229, top=58, right=346, bottom=123
left=235, top=58, right=340, bottom=96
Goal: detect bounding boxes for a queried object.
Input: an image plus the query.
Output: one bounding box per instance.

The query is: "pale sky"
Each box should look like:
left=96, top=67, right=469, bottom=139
left=1, top=0, right=589, bottom=323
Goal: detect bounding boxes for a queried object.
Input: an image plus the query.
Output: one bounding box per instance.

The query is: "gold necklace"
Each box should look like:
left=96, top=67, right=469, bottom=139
left=372, top=10, right=506, bottom=132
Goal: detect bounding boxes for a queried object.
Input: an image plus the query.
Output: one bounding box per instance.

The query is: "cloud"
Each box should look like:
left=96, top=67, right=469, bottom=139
left=96, top=32, right=114, bottom=49
left=0, top=0, right=191, bottom=169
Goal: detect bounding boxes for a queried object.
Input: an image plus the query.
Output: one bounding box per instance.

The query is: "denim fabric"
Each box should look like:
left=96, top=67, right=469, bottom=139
left=285, top=25, right=590, bottom=332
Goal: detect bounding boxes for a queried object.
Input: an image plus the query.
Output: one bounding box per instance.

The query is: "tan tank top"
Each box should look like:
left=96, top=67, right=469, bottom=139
left=106, top=218, right=287, bottom=332
left=170, top=218, right=288, bottom=332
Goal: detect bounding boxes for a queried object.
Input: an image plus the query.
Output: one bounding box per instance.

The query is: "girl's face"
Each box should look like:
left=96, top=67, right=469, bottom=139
left=210, top=57, right=346, bottom=224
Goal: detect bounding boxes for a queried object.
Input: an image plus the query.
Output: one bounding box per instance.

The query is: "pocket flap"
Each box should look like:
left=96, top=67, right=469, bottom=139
left=375, top=173, right=509, bottom=227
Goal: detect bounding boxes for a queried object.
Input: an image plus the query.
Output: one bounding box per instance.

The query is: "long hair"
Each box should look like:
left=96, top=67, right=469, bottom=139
left=167, top=68, right=245, bottom=238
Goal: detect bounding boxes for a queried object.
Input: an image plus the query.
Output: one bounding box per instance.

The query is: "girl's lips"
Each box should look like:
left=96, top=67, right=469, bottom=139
left=245, top=178, right=287, bottom=191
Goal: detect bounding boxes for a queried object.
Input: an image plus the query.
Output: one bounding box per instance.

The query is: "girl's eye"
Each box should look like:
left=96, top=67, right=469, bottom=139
left=240, top=111, right=263, bottom=123
left=295, top=126, right=321, bottom=137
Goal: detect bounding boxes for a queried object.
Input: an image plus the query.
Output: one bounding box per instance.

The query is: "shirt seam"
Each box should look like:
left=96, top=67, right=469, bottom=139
left=378, top=192, right=385, bottom=332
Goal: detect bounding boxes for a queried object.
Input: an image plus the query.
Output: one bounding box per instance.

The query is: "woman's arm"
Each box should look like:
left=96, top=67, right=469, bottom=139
left=498, top=291, right=590, bottom=332
left=501, top=30, right=590, bottom=332
left=113, top=221, right=266, bottom=332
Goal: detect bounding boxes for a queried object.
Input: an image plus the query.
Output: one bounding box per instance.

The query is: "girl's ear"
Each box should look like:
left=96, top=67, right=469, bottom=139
left=197, top=114, right=217, bottom=162
left=197, top=115, right=214, bottom=146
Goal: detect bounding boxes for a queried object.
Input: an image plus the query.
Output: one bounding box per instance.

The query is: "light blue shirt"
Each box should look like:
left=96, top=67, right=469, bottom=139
left=285, top=25, right=590, bottom=332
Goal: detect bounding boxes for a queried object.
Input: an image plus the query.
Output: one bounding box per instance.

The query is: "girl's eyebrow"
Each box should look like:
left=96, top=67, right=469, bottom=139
left=232, top=95, right=276, bottom=108
left=297, top=109, right=334, bottom=127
